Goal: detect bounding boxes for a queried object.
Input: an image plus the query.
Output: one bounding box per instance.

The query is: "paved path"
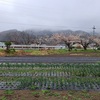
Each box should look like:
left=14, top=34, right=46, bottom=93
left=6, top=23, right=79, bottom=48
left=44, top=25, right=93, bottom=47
left=0, top=57, right=100, bottom=63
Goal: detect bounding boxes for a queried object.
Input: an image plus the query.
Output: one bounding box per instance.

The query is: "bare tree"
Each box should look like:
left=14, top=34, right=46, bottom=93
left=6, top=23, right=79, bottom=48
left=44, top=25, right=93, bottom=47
left=80, top=40, right=90, bottom=50
left=61, top=34, right=81, bottom=51
left=86, top=36, right=100, bottom=49
left=92, top=38, right=100, bottom=48
left=6, top=31, right=36, bottom=45
left=19, top=31, right=34, bottom=44
left=6, top=32, right=20, bottom=44
left=62, top=39, right=73, bottom=51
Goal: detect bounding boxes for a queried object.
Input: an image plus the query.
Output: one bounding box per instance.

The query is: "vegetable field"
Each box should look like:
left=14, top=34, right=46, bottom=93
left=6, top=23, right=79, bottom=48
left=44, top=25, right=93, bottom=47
left=0, top=63, right=100, bottom=91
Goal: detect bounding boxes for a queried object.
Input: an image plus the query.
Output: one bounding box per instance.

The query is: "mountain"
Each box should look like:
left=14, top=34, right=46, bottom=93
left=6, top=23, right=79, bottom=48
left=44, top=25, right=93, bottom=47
left=0, top=29, right=20, bottom=41
left=0, top=29, right=98, bottom=45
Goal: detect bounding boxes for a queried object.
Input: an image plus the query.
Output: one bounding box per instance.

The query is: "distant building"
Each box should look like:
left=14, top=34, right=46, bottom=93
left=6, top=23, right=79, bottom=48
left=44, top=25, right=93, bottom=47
left=0, top=42, right=5, bottom=48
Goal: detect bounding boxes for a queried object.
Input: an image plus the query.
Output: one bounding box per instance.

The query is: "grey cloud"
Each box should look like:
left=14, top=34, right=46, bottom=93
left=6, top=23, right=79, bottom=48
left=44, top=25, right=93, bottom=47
left=0, top=0, right=100, bottom=32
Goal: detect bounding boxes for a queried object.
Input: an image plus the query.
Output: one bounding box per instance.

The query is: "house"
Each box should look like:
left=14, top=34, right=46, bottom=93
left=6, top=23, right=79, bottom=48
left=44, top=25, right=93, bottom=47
left=0, top=42, right=5, bottom=48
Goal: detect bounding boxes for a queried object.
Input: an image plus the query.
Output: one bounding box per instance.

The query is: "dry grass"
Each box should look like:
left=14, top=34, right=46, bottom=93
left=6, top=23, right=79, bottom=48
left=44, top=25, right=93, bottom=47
left=0, top=49, right=100, bottom=57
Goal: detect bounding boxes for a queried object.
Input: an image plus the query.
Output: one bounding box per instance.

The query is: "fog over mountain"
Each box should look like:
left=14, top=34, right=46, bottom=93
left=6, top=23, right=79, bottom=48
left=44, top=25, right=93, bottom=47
left=0, top=29, right=91, bottom=36
left=0, top=28, right=100, bottom=45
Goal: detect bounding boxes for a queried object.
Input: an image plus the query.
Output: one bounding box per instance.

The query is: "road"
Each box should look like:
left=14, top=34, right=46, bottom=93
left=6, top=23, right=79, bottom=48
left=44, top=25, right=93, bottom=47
left=0, top=56, right=100, bottom=63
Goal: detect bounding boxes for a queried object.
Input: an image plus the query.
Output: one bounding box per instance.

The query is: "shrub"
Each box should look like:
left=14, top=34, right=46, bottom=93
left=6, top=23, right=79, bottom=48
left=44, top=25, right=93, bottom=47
left=97, top=47, right=100, bottom=50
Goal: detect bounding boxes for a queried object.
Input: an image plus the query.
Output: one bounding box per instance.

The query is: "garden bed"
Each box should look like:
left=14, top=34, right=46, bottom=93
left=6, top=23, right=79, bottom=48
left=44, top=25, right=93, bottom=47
left=0, top=63, right=100, bottom=91
left=0, top=90, right=100, bottom=100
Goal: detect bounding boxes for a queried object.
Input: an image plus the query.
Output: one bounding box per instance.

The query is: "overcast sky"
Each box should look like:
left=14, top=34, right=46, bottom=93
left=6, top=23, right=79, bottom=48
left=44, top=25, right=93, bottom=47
left=0, top=0, right=100, bottom=32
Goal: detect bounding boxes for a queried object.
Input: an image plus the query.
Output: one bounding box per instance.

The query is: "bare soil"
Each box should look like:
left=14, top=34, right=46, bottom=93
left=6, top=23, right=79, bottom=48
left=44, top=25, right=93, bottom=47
left=0, top=90, right=100, bottom=100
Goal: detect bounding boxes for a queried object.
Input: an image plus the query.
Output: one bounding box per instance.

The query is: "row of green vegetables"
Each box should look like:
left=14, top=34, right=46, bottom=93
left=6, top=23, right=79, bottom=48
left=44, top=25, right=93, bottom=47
left=0, top=63, right=100, bottom=68
left=0, top=77, right=100, bottom=90
left=19, top=77, right=100, bottom=90
left=0, top=63, right=99, bottom=90
left=0, top=70, right=99, bottom=77
left=0, top=63, right=100, bottom=77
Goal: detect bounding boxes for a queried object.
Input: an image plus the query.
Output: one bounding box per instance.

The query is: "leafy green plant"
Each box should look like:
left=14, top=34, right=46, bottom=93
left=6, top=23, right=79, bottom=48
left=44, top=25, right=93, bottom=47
left=4, top=90, right=14, bottom=95
left=29, top=85, right=38, bottom=90
left=41, top=90, right=57, bottom=96
left=32, top=91, right=40, bottom=97
left=53, top=92, right=61, bottom=97
left=41, top=90, right=51, bottom=95
left=68, top=90, right=75, bottom=95
left=63, top=96, right=68, bottom=100
left=4, top=41, right=11, bottom=53
left=10, top=49, right=16, bottom=54
left=0, top=96, right=7, bottom=100
left=18, top=78, right=33, bottom=89
left=81, top=92, right=91, bottom=98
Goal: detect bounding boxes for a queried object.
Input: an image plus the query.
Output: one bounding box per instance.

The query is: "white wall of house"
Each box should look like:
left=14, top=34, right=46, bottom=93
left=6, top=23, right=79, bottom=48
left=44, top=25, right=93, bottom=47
left=0, top=42, right=5, bottom=48
left=10, top=44, right=65, bottom=50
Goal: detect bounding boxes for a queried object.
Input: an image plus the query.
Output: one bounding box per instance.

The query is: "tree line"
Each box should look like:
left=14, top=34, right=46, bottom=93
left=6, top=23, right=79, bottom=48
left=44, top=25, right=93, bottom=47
left=1, top=30, right=100, bottom=51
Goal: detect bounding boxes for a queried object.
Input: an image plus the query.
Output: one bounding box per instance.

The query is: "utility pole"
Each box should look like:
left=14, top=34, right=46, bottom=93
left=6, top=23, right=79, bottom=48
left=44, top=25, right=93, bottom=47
left=92, top=26, right=96, bottom=37
left=92, top=26, right=96, bottom=49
